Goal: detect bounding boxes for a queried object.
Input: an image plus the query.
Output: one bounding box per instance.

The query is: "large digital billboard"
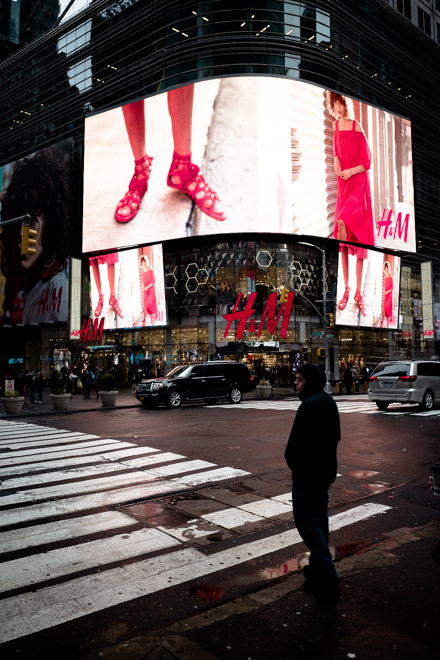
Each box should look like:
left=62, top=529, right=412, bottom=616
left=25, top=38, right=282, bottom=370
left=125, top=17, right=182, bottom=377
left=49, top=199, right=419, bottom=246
left=0, top=140, right=72, bottom=326
left=83, top=76, right=415, bottom=254
left=335, top=248, right=401, bottom=329
left=89, top=244, right=167, bottom=330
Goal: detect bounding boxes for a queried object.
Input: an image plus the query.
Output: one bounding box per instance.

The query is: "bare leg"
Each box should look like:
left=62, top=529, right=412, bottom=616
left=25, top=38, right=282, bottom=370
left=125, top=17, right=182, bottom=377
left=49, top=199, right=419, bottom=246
left=115, top=101, right=152, bottom=221
left=356, top=258, right=364, bottom=291
left=167, top=86, right=225, bottom=220
left=91, top=260, right=102, bottom=295
left=341, top=251, right=349, bottom=289
left=167, top=86, right=193, bottom=156
left=354, top=258, right=366, bottom=317
left=107, top=264, right=116, bottom=298
left=122, top=101, right=146, bottom=160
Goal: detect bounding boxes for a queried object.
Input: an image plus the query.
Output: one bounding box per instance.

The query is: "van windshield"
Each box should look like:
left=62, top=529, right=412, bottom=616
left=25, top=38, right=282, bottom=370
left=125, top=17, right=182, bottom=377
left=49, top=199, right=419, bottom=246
left=372, top=363, right=410, bottom=377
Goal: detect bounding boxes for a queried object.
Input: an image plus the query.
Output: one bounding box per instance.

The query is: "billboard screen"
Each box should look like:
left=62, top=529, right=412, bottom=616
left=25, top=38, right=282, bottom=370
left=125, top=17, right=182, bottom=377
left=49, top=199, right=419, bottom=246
left=335, top=248, right=401, bottom=329
left=0, top=140, right=72, bottom=326
left=89, top=243, right=167, bottom=330
left=83, top=76, right=415, bottom=254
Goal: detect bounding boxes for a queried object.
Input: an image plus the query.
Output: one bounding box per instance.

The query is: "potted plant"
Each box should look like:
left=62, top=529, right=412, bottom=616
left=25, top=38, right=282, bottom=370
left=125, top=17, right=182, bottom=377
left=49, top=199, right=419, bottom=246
left=256, top=378, right=272, bottom=399
left=2, top=390, right=25, bottom=415
left=50, top=387, right=71, bottom=412
left=99, top=373, right=118, bottom=408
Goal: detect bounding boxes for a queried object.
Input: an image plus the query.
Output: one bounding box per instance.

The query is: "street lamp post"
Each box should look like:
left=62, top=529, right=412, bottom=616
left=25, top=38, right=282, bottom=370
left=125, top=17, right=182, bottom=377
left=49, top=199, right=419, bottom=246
left=298, top=242, right=330, bottom=392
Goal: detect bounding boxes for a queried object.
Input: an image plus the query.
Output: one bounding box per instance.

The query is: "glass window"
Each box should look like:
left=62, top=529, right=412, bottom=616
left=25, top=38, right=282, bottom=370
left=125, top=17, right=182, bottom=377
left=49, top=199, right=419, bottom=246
left=372, top=363, right=410, bottom=377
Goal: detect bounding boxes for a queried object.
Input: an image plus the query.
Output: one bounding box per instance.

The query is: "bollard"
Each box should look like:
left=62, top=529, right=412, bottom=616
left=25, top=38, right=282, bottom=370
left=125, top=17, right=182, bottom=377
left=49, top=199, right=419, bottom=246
left=364, top=381, right=368, bottom=392
left=336, top=382, right=340, bottom=395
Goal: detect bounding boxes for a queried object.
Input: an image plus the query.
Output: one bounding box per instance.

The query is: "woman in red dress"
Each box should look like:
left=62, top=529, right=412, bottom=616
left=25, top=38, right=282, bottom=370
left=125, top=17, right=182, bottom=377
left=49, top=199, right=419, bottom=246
left=326, top=91, right=374, bottom=317
left=140, top=255, right=157, bottom=327
left=89, top=252, right=123, bottom=319
left=381, top=261, right=394, bottom=327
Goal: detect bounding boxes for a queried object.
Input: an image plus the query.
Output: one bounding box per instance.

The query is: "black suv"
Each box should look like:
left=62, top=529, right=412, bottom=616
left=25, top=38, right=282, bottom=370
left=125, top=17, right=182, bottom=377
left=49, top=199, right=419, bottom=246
left=135, top=361, right=254, bottom=408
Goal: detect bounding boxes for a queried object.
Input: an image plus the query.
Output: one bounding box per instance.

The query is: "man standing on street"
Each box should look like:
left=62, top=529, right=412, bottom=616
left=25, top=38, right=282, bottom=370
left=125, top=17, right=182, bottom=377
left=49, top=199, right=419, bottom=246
left=285, top=364, right=341, bottom=592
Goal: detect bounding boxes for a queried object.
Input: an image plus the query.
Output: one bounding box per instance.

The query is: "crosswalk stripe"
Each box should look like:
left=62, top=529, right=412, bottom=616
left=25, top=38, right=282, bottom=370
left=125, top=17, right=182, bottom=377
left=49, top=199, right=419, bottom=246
left=0, top=433, right=101, bottom=450
left=0, top=503, right=391, bottom=644
left=1, top=528, right=181, bottom=593
left=0, top=511, right=138, bottom=554
left=207, top=400, right=440, bottom=416
left=0, top=442, right=135, bottom=473
left=0, top=439, right=128, bottom=463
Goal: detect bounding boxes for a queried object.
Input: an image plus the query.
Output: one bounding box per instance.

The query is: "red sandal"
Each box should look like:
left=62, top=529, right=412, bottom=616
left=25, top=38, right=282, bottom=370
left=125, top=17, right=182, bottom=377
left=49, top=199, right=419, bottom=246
left=167, top=151, right=226, bottom=222
left=94, top=293, right=104, bottom=317
left=115, top=154, right=153, bottom=223
left=109, top=295, right=123, bottom=319
left=354, top=290, right=366, bottom=317
left=338, top=286, right=350, bottom=310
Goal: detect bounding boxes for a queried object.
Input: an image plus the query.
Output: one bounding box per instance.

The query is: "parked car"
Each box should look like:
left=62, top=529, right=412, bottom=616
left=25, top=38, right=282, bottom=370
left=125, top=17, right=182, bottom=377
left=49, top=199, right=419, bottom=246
left=135, top=361, right=255, bottom=408
left=368, top=359, right=440, bottom=410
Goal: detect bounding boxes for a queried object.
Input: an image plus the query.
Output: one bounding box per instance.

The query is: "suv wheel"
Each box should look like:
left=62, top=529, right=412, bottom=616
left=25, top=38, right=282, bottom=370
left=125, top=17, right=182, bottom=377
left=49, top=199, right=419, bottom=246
left=376, top=401, right=389, bottom=410
left=168, top=390, right=182, bottom=408
left=420, top=390, right=434, bottom=411
left=228, top=387, right=242, bottom=404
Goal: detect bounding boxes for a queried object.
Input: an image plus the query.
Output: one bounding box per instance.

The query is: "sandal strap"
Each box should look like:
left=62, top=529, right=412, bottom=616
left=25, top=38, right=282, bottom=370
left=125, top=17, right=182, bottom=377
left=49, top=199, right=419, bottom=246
left=167, top=151, right=225, bottom=220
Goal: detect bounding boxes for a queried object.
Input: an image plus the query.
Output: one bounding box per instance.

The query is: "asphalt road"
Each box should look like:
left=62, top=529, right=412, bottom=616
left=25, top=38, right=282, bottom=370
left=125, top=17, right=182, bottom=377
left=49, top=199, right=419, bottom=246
left=0, top=399, right=439, bottom=659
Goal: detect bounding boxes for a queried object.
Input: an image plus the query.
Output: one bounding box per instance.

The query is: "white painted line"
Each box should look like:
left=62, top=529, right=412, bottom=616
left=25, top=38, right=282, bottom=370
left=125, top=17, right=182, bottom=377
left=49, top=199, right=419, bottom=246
left=1, top=434, right=101, bottom=450
left=202, top=508, right=264, bottom=528
left=0, top=442, right=134, bottom=473
left=238, top=499, right=292, bottom=517
left=0, top=502, right=392, bottom=643
left=0, top=470, right=156, bottom=507
left=172, top=467, right=249, bottom=488
left=0, top=511, right=137, bottom=554
left=0, top=528, right=181, bottom=593
left=1, top=463, right=149, bottom=490
left=0, top=430, right=74, bottom=441
left=0, top=469, right=250, bottom=528
left=328, top=502, right=391, bottom=530
left=119, top=451, right=186, bottom=467
left=0, top=439, right=129, bottom=464
left=2, top=458, right=217, bottom=490
left=271, top=492, right=292, bottom=504
left=147, top=460, right=216, bottom=477
left=100, top=446, right=163, bottom=460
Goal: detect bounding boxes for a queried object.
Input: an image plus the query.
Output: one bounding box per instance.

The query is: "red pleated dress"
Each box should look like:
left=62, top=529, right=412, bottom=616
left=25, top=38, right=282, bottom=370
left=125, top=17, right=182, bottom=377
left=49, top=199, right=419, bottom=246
left=333, top=120, right=374, bottom=259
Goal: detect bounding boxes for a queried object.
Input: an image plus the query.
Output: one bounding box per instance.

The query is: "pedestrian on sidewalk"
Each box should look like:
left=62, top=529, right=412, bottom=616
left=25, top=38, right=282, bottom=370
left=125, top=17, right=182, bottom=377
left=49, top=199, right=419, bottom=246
left=284, top=364, right=341, bottom=592
left=36, top=371, right=45, bottom=404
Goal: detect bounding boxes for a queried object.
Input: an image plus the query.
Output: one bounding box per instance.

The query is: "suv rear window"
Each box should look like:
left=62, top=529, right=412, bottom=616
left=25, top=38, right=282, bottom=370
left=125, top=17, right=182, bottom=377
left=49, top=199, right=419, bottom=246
left=372, top=363, right=410, bottom=377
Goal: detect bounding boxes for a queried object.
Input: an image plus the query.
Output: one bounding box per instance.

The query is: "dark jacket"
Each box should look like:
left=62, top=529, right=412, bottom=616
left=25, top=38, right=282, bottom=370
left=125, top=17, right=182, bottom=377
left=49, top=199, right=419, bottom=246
left=285, top=365, right=340, bottom=488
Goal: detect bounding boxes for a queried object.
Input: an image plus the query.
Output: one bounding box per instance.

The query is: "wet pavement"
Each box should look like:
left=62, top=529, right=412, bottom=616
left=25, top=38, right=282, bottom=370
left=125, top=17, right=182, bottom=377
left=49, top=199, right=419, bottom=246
left=78, top=520, right=440, bottom=660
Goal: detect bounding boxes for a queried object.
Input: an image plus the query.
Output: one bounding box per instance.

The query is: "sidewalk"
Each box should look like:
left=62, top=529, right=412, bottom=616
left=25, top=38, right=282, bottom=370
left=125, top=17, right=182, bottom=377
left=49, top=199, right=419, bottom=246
left=0, top=386, right=369, bottom=419
left=79, top=521, right=440, bottom=660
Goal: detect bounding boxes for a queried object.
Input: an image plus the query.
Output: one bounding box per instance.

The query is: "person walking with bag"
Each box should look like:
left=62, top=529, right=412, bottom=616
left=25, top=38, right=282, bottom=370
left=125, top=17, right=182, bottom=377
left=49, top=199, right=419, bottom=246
left=285, top=364, right=341, bottom=592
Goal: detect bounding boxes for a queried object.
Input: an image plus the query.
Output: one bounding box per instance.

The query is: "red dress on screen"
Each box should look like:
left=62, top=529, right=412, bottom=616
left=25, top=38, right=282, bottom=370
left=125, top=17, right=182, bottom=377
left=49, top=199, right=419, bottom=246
left=333, top=120, right=374, bottom=259
left=383, top=276, right=393, bottom=317
left=142, top=269, right=157, bottom=314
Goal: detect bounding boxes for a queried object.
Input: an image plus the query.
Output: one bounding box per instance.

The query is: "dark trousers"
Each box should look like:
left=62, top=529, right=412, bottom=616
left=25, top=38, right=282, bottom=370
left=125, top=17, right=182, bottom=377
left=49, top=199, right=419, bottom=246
left=291, top=481, right=338, bottom=582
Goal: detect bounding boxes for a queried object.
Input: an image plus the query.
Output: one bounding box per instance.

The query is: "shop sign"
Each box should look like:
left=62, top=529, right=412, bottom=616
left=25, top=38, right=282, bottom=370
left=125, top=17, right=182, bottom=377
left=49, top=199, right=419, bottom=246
left=78, top=317, right=105, bottom=345
left=223, top=291, right=295, bottom=341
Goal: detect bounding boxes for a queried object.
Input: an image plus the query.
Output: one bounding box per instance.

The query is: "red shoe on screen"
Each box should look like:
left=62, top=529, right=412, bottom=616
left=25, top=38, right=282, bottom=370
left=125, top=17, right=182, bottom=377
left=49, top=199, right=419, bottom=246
left=167, top=151, right=226, bottom=222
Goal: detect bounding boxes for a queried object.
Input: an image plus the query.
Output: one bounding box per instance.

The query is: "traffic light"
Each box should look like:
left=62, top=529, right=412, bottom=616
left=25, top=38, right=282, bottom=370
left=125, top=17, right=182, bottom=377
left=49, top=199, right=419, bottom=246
left=326, top=312, right=334, bottom=328
left=317, top=348, right=326, bottom=359
left=21, top=226, right=38, bottom=255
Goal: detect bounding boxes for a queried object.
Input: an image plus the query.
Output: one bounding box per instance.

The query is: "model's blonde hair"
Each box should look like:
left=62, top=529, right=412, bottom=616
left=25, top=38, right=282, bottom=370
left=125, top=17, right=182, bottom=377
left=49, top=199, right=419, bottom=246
left=325, top=90, right=355, bottom=120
